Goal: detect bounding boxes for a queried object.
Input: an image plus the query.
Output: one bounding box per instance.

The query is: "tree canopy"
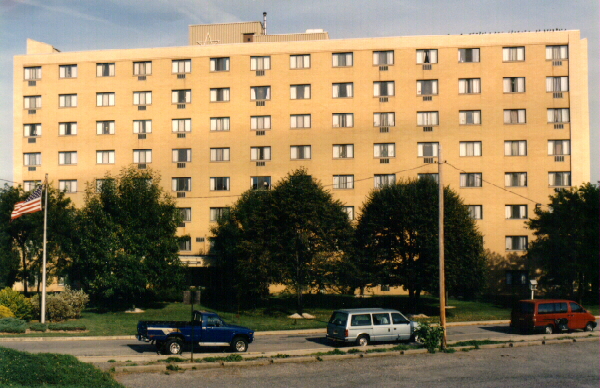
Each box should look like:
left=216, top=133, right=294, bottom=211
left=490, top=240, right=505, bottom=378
left=527, top=183, right=599, bottom=302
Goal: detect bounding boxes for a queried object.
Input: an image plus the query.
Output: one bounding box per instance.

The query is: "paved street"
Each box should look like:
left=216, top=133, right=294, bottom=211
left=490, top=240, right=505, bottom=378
left=115, top=341, right=600, bottom=388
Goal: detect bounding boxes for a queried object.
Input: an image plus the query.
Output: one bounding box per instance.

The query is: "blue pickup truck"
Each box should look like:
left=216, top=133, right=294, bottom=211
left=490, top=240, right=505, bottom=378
left=137, top=310, right=255, bottom=355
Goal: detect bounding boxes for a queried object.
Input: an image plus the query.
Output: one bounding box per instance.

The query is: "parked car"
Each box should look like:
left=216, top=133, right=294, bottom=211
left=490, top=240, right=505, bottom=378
left=326, top=308, right=420, bottom=346
left=137, top=310, right=254, bottom=355
left=510, top=299, right=597, bottom=334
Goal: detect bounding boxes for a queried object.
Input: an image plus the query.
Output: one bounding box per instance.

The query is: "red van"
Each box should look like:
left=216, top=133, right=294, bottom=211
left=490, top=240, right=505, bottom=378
left=510, top=299, right=597, bottom=334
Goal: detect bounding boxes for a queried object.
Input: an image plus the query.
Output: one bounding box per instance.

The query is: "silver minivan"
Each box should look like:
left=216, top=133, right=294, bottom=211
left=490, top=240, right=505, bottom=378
left=326, top=308, right=419, bottom=346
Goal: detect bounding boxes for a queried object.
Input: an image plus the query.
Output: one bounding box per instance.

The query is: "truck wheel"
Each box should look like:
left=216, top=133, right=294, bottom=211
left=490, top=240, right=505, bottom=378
left=164, top=338, right=183, bottom=355
left=230, top=337, right=248, bottom=352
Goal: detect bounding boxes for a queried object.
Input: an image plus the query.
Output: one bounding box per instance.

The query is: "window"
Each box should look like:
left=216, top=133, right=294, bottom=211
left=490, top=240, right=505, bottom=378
left=417, top=111, right=439, bottom=126
left=458, top=48, right=480, bottom=63
left=374, top=143, right=395, bottom=158
left=206, top=117, right=229, bottom=132
left=333, top=83, right=353, bottom=98
left=506, top=236, right=527, bottom=251
left=505, top=141, right=527, bottom=156
left=333, top=52, right=353, bottom=67
left=344, top=206, right=354, bottom=220
left=374, top=113, right=395, bottom=127
left=172, top=89, right=191, bottom=104
left=24, top=181, right=41, bottom=192
left=468, top=205, right=483, bottom=220
left=250, top=56, right=271, bottom=70
left=290, top=84, right=311, bottom=99
left=251, top=177, right=271, bottom=190
left=333, top=144, right=354, bottom=159
left=374, top=81, right=395, bottom=97
left=24, top=96, right=41, bottom=109
left=210, top=177, right=230, bottom=191
left=548, top=140, right=570, bottom=156
left=209, top=57, right=229, bottom=72
left=459, top=110, right=481, bottom=125
left=251, top=116, right=271, bottom=130
left=417, top=142, right=439, bottom=157
left=96, top=63, right=115, bottom=77
left=59, top=122, right=77, bottom=136
left=59, top=64, right=77, bottom=78
left=210, top=207, right=229, bottom=222
left=503, top=47, right=525, bottom=62
left=250, top=147, right=271, bottom=161
left=291, top=114, right=311, bottom=128
left=173, top=149, right=192, bottom=163
left=504, top=109, right=526, bottom=124
left=96, top=92, right=115, bottom=106
left=548, top=172, right=571, bottom=187
left=96, top=121, right=115, bottom=135
left=23, top=153, right=41, bottom=166
left=290, top=145, right=311, bottom=160
left=547, top=108, right=570, bottom=123
left=416, top=49, right=438, bottom=64
left=374, top=174, right=396, bottom=188
left=133, top=149, right=152, bottom=164
left=133, top=91, right=152, bottom=105
left=172, top=59, right=192, bottom=73
left=251, top=86, right=270, bottom=100
left=546, top=77, right=569, bottom=92
left=506, top=270, right=528, bottom=285
left=332, top=113, right=354, bottom=128
left=459, top=141, right=482, bottom=157
left=59, top=180, right=77, bottom=193
left=373, top=51, right=394, bottom=65
left=546, top=45, right=568, bottom=60
left=172, top=177, right=191, bottom=191
left=133, top=61, right=152, bottom=75
left=179, top=237, right=191, bottom=251
left=210, top=148, right=230, bottom=162
left=58, top=151, right=77, bottom=165
left=24, top=124, right=41, bottom=137
left=417, top=80, right=438, bottom=95
left=172, top=119, right=191, bottom=132
left=210, top=88, right=230, bottom=102
left=460, top=173, right=482, bottom=187
left=179, top=207, right=192, bottom=222
left=96, top=178, right=114, bottom=192
left=458, top=78, right=481, bottom=94
left=418, top=173, right=439, bottom=183
left=133, top=120, right=152, bottom=134
left=290, top=54, right=310, bottom=69
left=505, top=172, right=527, bottom=187
left=24, top=67, right=41, bottom=80
left=505, top=205, right=527, bottom=219
left=333, top=175, right=354, bottom=189
left=503, top=77, right=525, bottom=93
left=96, top=150, right=115, bottom=164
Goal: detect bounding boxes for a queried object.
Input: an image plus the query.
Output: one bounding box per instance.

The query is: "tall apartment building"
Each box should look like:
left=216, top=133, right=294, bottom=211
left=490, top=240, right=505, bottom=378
left=14, top=22, right=589, bottom=290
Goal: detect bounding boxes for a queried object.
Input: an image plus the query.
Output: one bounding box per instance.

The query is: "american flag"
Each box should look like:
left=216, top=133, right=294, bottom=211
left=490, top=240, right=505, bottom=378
left=11, top=184, right=43, bottom=221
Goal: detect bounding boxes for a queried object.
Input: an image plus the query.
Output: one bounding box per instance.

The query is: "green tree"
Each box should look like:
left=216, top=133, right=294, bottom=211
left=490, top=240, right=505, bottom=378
left=68, top=167, right=185, bottom=307
left=354, top=177, right=486, bottom=309
left=527, top=183, right=599, bottom=302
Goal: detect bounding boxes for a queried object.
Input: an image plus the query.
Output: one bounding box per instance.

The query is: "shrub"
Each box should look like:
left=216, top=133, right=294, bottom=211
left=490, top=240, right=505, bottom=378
left=414, top=321, right=445, bottom=354
left=48, top=322, right=86, bottom=331
left=31, top=287, right=90, bottom=322
left=0, top=318, right=27, bottom=333
left=0, top=305, right=14, bottom=319
left=0, top=288, right=33, bottom=320
left=29, top=322, right=48, bottom=332
left=59, top=286, right=89, bottom=319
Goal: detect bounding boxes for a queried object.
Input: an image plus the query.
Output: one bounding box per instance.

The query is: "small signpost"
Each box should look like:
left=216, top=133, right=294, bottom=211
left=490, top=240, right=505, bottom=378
left=183, top=290, right=201, bottom=362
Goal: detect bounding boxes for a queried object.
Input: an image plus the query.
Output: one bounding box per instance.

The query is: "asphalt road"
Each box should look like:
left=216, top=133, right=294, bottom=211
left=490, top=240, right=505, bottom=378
left=115, top=341, right=600, bottom=388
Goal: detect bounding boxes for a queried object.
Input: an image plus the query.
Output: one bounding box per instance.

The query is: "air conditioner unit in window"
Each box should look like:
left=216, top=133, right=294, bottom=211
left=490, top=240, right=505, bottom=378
left=177, top=133, right=186, bottom=138
left=177, top=104, right=186, bottom=109
left=28, top=138, right=37, bottom=143
left=177, top=74, right=186, bottom=79
left=379, top=65, right=388, bottom=71
left=256, top=101, right=266, bottom=107
left=138, top=164, right=147, bottom=169
left=138, top=134, right=146, bottom=140
left=196, top=237, right=205, bottom=242
left=28, top=110, right=37, bottom=114
left=424, top=158, right=435, bottom=164
left=552, top=60, right=563, bottom=66
left=256, top=131, right=265, bottom=136
left=423, top=96, right=433, bottom=101
left=379, top=158, right=390, bottom=164
left=422, top=64, right=432, bottom=70
left=256, top=161, right=266, bottom=166
left=177, top=162, right=186, bottom=168
left=379, top=127, right=389, bottom=133
left=379, top=97, right=388, bottom=103
left=28, top=167, right=36, bottom=171
left=176, top=192, right=186, bottom=198
left=256, top=70, right=265, bottom=76
left=553, top=92, right=563, bottom=99
left=138, top=76, right=146, bottom=81
left=28, top=81, right=37, bottom=86
left=423, top=126, right=433, bottom=132
left=554, top=124, right=564, bottom=129
left=138, top=106, right=146, bottom=111
left=178, top=222, right=186, bottom=228
left=554, top=156, right=565, bottom=162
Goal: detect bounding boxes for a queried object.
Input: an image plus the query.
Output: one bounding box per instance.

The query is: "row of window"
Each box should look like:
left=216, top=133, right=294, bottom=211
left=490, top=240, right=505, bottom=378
left=22, top=45, right=569, bottom=80
left=22, top=76, right=570, bottom=109
left=21, top=107, right=572, bottom=138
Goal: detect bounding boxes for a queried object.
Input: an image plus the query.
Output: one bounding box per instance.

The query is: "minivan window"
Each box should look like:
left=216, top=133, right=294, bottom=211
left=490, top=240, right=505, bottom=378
left=555, top=302, right=568, bottom=313
left=538, top=303, right=554, bottom=314
left=391, top=313, right=409, bottom=324
left=351, top=314, right=372, bottom=326
left=570, top=302, right=584, bottom=313
left=329, top=312, right=348, bottom=326
left=373, top=313, right=390, bottom=325
left=517, top=302, right=534, bottom=314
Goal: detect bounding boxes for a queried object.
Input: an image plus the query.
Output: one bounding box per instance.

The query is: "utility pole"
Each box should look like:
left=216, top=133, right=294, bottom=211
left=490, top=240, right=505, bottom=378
left=438, top=146, right=447, bottom=348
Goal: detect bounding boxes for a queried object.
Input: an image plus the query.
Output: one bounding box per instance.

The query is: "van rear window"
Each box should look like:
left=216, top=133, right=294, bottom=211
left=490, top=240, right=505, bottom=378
left=328, top=312, right=348, bottom=326
left=517, top=302, right=534, bottom=314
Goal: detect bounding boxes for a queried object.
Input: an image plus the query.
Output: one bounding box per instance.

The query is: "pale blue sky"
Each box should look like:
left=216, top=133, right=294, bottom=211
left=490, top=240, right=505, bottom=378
left=1, top=0, right=597, bottom=185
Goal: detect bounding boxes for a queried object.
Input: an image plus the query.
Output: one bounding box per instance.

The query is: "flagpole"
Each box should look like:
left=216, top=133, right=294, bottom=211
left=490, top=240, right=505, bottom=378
left=41, top=174, right=48, bottom=324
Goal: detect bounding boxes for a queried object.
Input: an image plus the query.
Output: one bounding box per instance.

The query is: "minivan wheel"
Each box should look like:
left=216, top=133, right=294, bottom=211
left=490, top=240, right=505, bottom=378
left=544, top=325, right=554, bottom=335
left=584, top=322, right=595, bottom=332
left=356, top=335, right=369, bottom=347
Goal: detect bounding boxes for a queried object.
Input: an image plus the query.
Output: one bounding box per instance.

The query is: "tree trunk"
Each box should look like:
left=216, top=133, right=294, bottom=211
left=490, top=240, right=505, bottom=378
left=296, top=284, right=304, bottom=315
left=577, top=272, right=585, bottom=304
left=20, top=244, right=28, bottom=295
